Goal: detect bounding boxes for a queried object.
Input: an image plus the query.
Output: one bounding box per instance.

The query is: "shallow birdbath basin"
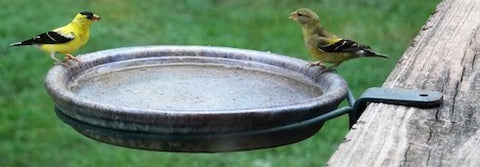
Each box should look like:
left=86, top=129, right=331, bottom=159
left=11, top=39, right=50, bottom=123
left=45, top=46, right=348, bottom=152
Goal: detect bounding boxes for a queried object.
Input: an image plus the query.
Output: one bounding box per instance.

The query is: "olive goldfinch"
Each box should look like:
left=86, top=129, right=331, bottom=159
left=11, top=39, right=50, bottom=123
left=289, top=8, right=388, bottom=70
left=10, top=11, right=101, bottom=65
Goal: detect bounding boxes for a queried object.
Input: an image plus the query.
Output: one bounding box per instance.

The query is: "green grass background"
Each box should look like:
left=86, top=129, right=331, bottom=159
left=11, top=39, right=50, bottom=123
left=1, top=0, right=439, bottom=166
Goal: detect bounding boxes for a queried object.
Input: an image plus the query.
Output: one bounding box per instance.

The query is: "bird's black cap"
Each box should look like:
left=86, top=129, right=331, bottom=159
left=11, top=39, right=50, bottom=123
left=80, top=11, right=94, bottom=20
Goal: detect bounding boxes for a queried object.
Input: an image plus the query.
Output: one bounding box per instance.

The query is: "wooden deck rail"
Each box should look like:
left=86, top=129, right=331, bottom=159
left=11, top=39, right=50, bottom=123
left=327, top=0, right=480, bottom=166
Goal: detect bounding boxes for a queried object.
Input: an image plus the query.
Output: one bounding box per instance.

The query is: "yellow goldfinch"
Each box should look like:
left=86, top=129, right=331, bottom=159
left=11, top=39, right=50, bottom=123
left=10, top=11, right=101, bottom=65
left=289, top=8, right=388, bottom=70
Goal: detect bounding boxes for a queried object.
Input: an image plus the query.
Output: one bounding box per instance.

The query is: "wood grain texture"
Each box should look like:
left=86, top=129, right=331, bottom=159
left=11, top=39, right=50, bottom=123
left=328, top=0, right=480, bottom=166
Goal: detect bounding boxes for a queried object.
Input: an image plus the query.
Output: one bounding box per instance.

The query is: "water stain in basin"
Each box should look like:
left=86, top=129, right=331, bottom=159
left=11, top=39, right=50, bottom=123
left=70, top=64, right=322, bottom=111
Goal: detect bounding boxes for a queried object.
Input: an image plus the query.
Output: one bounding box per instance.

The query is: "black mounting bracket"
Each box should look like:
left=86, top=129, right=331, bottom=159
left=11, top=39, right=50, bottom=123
left=344, top=87, right=443, bottom=127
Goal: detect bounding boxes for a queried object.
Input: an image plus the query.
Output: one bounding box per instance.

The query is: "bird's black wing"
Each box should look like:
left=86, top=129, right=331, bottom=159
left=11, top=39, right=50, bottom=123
left=318, top=39, right=370, bottom=53
left=10, top=31, right=74, bottom=46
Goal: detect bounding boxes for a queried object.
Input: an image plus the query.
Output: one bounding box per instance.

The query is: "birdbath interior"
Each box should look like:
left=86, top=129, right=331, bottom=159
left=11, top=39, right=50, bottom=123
left=71, top=61, right=322, bottom=111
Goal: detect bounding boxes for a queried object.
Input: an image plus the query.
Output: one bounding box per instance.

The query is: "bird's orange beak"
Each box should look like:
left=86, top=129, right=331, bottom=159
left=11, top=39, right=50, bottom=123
left=289, top=11, right=297, bottom=20
left=92, top=14, right=101, bottom=22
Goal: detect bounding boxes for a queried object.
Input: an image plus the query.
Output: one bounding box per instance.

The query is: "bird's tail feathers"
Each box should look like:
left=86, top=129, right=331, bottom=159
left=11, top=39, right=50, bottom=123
left=361, top=49, right=389, bottom=59
left=9, top=41, right=29, bottom=47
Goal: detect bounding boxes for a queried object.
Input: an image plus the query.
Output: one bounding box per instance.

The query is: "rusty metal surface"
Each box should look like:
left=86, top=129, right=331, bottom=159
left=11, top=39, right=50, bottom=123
left=45, top=46, right=348, bottom=152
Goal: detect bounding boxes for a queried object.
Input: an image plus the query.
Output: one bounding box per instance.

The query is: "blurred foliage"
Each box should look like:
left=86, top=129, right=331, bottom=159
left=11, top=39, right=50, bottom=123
left=0, top=0, right=439, bottom=166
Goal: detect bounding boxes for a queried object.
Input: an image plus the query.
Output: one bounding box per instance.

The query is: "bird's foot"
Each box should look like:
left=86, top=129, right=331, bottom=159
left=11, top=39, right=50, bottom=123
left=304, top=61, right=329, bottom=76
left=64, top=54, right=81, bottom=64
left=305, top=61, right=326, bottom=68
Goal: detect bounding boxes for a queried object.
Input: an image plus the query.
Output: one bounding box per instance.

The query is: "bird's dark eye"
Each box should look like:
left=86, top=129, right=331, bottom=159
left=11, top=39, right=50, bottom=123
left=297, top=13, right=304, bottom=17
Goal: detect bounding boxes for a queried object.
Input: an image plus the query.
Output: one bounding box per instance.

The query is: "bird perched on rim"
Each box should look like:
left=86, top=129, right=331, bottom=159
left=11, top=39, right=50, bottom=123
left=10, top=11, right=101, bottom=66
left=289, top=8, right=388, bottom=70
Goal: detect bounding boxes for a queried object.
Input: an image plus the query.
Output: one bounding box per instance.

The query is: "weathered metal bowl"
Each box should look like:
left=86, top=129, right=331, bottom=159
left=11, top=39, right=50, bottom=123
left=45, top=46, right=348, bottom=152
